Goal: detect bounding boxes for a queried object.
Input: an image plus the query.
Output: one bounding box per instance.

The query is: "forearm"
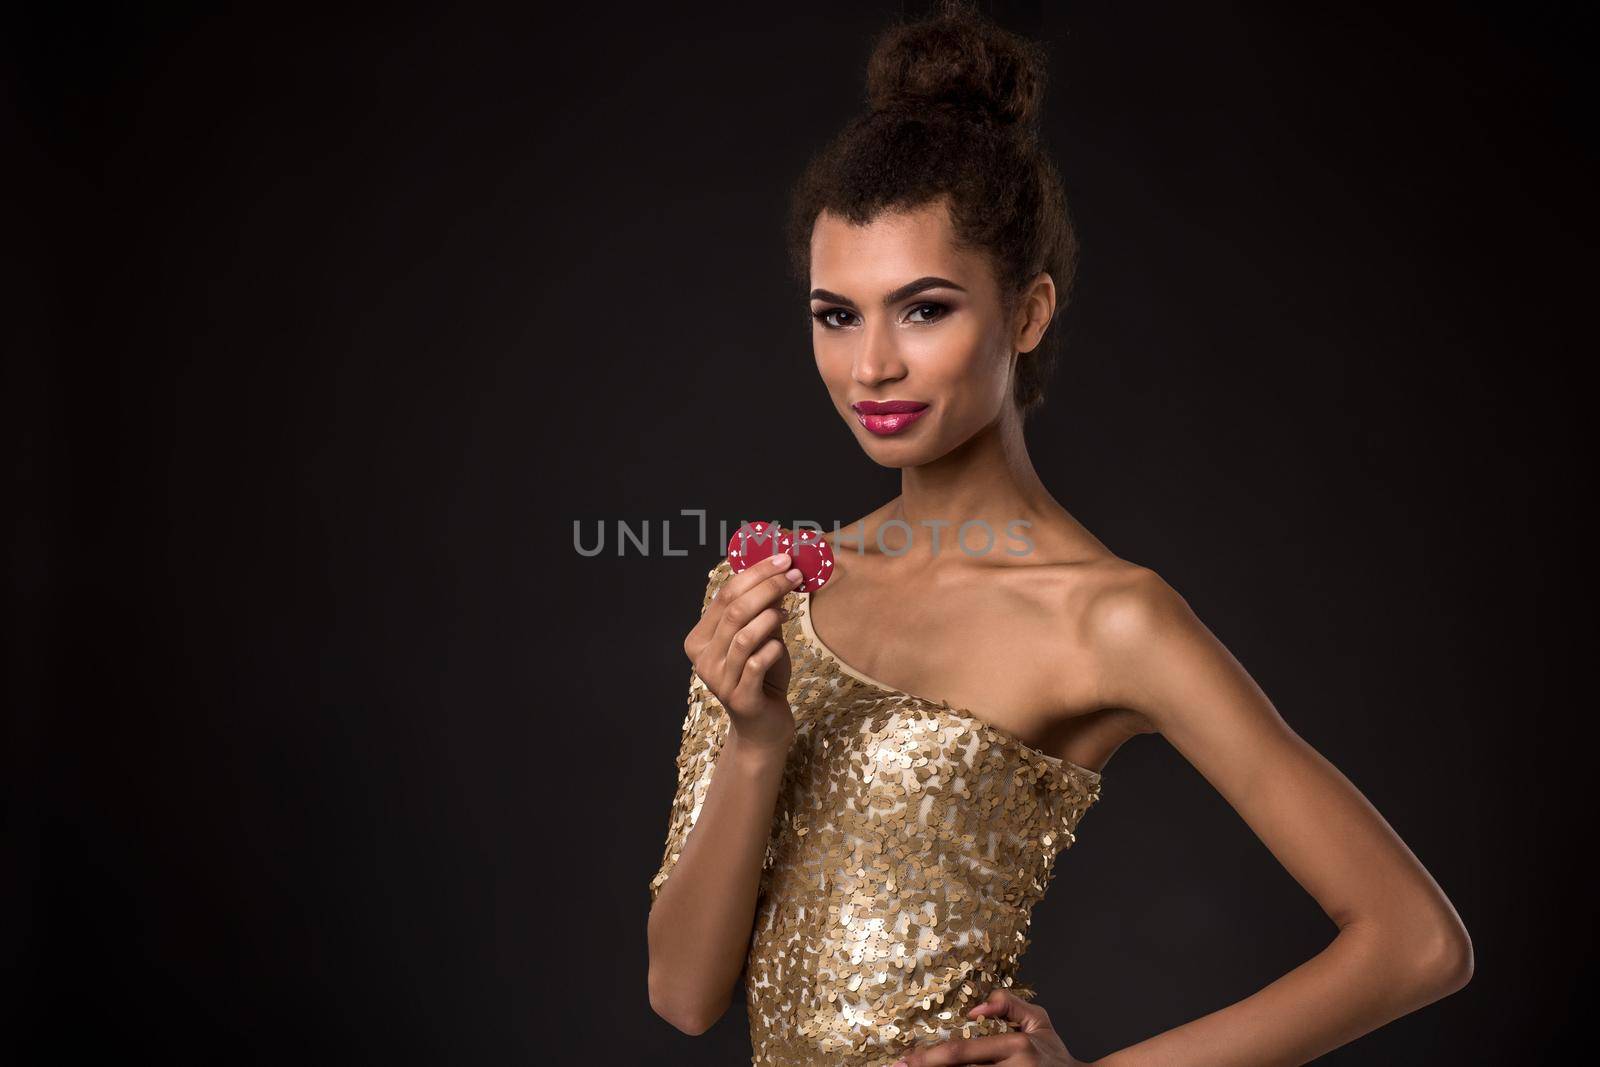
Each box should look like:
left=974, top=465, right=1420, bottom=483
left=647, top=729, right=789, bottom=1033
left=1091, top=920, right=1470, bottom=1067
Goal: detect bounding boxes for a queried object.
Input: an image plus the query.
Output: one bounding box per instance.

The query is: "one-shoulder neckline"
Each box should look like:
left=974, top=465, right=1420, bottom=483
left=794, top=586, right=1104, bottom=786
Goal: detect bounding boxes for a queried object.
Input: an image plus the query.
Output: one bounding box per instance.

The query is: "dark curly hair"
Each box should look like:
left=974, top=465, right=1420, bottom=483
left=785, top=0, right=1079, bottom=419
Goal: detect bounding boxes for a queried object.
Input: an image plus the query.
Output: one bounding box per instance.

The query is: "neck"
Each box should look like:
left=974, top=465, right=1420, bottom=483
left=889, top=401, right=1058, bottom=554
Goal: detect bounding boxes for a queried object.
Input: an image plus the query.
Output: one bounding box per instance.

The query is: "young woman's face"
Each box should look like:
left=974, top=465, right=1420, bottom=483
left=808, top=199, right=1019, bottom=468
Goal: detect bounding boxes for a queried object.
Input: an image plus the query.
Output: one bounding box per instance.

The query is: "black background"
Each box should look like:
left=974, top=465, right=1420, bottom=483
left=7, top=3, right=1590, bottom=1063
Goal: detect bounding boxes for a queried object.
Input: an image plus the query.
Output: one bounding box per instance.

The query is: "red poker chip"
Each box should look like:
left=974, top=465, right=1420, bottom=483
left=783, top=528, right=835, bottom=592
left=726, top=521, right=783, bottom=573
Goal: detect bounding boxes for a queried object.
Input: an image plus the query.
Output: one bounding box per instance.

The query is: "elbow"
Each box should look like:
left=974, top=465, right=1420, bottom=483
left=1433, top=928, right=1475, bottom=995
left=648, top=967, right=728, bottom=1036
left=652, top=1004, right=716, bottom=1037
left=1408, top=919, right=1475, bottom=1000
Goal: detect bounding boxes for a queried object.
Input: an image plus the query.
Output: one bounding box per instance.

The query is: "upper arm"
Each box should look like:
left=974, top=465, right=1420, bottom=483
left=648, top=562, right=737, bottom=907
left=1085, top=568, right=1470, bottom=972
left=647, top=665, right=732, bottom=907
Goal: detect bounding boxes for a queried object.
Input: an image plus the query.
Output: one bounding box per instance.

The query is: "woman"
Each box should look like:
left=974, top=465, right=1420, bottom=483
left=645, top=3, right=1472, bottom=1064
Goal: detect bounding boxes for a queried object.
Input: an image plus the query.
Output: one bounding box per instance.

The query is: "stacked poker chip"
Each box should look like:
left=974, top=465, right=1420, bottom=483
left=726, top=521, right=835, bottom=592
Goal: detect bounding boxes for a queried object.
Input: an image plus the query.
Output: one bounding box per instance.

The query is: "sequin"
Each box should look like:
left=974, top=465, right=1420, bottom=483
left=649, top=560, right=1103, bottom=1065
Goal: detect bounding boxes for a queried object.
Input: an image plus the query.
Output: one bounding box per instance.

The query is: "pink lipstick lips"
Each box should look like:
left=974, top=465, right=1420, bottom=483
left=851, top=399, right=930, bottom=436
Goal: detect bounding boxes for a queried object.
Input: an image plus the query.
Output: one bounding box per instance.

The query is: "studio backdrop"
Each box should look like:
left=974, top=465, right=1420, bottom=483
left=8, top=3, right=1588, bottom=1064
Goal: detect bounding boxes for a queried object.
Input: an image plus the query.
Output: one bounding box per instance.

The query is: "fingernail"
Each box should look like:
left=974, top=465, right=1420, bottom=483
left=786, top=568, right=803, bottom=583
left=771, top=553, right=791, bottom=567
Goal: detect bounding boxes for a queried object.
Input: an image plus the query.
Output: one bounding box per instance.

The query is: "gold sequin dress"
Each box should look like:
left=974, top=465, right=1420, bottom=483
left=649, top=560, right=1104, bottom=1065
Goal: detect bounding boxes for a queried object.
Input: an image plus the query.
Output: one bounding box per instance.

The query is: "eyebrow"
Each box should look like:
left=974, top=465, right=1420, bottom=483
left=809, top=276, right=968, bottom=310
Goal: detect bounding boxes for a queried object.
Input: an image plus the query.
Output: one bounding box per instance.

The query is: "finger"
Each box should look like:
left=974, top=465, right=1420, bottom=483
left=731, top=637, right=788, bottom=707
left=691, top=555, right=787, bottom=666
left=715, top=549, right=796, bottom=611
left=764, top=637, right=793, bottom=698
left=897, top=1032, right=1030, bottom=1066
left=965, top=989, right=1051, bottom=1032
left=709, top=560, right=801, bottom=658
left=720, top=607, right=786, bottom=687
left=687, top=552, right=793, bottom=661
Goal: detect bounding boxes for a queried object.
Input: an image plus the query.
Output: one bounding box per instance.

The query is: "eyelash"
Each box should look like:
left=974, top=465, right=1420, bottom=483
left=810, top=302, right=950, bottom=330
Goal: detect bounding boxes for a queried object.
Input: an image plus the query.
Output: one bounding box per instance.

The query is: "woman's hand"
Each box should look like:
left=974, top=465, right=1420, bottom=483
left=892, top=990, right=1090, bottom=1066
left=683, top=552, right=804, bottom=751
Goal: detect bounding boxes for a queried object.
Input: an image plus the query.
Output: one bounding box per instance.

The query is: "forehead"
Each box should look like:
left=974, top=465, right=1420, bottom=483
left=809, top=200, right=985, bottom=292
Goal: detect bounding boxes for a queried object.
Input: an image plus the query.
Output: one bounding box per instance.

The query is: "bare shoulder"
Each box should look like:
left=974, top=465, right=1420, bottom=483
left=1020, top=553, right=1180, bottom=638
left=1043, top=558, right=1203, bottom=734
left=1076, top=560, right=1196, bottom=649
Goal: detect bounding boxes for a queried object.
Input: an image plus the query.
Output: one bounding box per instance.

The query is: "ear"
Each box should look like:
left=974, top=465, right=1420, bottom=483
left=1013, top=271, right=1057, bottom=354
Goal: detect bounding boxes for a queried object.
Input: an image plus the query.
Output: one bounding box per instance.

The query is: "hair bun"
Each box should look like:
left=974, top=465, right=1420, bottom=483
left=864, top=0, right=1048, bottom=129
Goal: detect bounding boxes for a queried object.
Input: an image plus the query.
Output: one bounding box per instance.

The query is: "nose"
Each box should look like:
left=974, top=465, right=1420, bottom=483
left=851, top=315, right=908, bottom=388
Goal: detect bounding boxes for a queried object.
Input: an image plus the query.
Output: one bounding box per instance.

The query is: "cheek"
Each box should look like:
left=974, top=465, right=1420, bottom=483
left=920, top=328, right=1006, bottom=398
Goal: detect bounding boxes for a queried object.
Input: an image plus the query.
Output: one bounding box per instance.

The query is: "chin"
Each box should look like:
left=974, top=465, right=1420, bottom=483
left=856, top=432, right=939, bottom=469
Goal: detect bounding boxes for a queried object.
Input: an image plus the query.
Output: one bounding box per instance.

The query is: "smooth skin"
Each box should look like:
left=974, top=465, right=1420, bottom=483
left=648, top=197, right=1474, bottom=1064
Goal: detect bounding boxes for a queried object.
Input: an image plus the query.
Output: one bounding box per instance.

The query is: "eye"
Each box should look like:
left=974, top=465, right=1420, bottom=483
left=811, top=307, right=858, bottom=329
left=809, top=302, right=951, bottom=329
